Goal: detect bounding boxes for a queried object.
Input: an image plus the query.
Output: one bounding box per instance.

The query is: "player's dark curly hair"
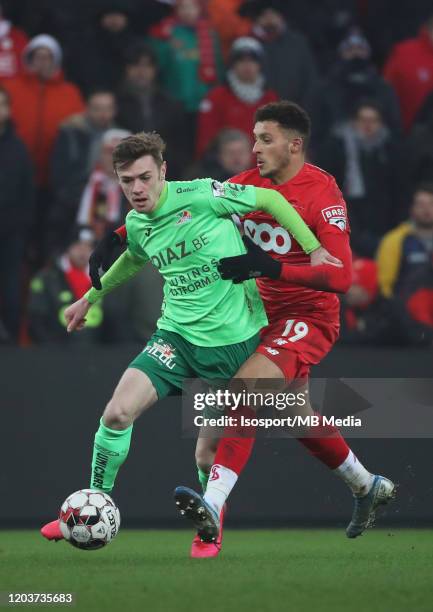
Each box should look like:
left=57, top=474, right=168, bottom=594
left=112, top=131, right=166, bottom=171
left=255, top=101, right=311, bottom=149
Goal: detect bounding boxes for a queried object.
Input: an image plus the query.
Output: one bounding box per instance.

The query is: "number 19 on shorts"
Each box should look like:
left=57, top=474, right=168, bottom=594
left=282, top=320, right=309, bottom=342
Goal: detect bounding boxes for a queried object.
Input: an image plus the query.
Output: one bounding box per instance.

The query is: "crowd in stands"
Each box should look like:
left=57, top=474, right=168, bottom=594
left=0, top=0, right=432, bottom=347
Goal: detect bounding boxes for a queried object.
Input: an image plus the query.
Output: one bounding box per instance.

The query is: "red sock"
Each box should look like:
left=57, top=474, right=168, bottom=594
left=297, top=413, right=350, bottom=469
left=213, top=406, right=256, bottom=475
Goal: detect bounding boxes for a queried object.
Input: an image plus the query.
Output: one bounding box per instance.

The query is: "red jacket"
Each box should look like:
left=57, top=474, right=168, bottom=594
left=3, top=71, right=84, bottom=186
left=195, top=84, right=278, bottom=157
left=207, top=0, right=252, bottom=59
left=0, top=23, right=28, bottom=78
left=384, top=27, right=433, bottom=131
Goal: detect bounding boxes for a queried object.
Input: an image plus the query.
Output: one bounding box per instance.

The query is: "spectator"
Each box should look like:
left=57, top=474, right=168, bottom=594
left=116, top=43, right=187, bottom=178
left=376, top=184, right=433, bottom=345
left=0, top=2, right=28, bottom=79
left=239, top=0, right=318, bottom=107
left=3, top=34, right=85, bottom=189
left=28, top=226, right=163, bottom=345
left=2, top=34, right=84, bottom=267
left=148, top=0, right=224, bottom=118
left=49, top=90, right=118, bottom=253
left=0, top=86, right=34, bottom=342
left=383, top=13, right=433, bottom=131
left=66, top=4, right=141, bottom=94
left=207, top=0, right=252, bottom=59
left=195, top=37, right=278, bottom=158
left=318, top=100, right=404, bottom=258
left=311, top=29, right=401, bottom=149
left=76, top=129, right=131, bottom=241
left=185, top=128, right=251, bottom=181
left=28, top=229, right=103, bottom=344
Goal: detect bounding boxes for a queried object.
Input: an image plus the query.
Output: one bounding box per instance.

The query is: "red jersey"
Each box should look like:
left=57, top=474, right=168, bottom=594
left=229, top=163, right=350, bottom=326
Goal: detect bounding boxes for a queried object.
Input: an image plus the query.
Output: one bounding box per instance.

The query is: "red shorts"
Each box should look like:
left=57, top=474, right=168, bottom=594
left=255, top=315, right=339, bottom=382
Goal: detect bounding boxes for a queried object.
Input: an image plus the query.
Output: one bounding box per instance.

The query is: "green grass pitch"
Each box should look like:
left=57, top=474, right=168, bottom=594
left=2, top=529, right=433, bottom=612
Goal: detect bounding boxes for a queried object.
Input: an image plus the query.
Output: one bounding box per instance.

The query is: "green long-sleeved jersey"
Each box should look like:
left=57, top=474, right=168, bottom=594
left=85, top=178, right=320, bottom=347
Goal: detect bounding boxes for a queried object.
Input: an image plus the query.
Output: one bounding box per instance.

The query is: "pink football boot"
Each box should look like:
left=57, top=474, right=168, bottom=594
left=40, top=519, right=63, bottom=541
left=190, top=504, right=226, bottom=558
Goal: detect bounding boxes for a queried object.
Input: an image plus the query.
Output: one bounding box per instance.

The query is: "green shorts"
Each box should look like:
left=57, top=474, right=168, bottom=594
left=129, top=328, right=260, bottom=399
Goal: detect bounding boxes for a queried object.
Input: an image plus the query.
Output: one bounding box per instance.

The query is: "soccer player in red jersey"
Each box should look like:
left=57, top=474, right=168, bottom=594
left=62, top=102, right=395, bottom=556
left=174, top=101, right=395, bottom=553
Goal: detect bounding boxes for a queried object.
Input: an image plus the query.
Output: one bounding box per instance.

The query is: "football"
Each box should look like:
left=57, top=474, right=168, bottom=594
left=59, top=489, right=120, bottom=550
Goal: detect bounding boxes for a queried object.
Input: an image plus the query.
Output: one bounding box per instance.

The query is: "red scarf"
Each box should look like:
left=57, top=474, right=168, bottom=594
left=65, top=264, right=91, bottom=300
left=150, top=16, right=217, bottom=84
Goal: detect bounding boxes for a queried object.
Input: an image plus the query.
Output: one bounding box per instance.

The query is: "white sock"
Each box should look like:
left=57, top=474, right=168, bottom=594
left=333, top=450, right=375, bottom=497
left=203, top=464, right=238, bottom=514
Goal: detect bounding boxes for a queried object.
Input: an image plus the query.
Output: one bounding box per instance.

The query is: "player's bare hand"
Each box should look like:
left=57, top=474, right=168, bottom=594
left=310, top=246, right=342, bottom=267
left=64, top=297, right=91, bottom=332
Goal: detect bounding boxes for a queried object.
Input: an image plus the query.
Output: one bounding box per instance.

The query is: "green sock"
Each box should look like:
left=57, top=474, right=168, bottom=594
left=197, top=467, right=210, bottom=493
left=90, top=418, right=133, bottom=493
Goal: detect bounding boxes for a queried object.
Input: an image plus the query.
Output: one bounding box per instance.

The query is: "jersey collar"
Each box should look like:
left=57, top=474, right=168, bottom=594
left=147, top=181, right=168, bottom=217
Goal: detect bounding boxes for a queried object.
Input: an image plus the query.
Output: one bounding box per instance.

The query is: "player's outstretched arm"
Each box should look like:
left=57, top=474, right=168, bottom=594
left=66, top=249, right=146, bottom=332
left=254, top=187, right=322, bottom=255
left=253, top=187, right=342, bottom=267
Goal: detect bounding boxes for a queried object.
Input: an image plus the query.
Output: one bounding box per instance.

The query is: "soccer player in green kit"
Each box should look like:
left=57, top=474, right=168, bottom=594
left=41, top=131, right=339, bottom=542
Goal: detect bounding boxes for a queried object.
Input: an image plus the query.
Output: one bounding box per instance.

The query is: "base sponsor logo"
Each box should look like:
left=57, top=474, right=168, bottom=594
left=321, top=206, right=347, bottom=231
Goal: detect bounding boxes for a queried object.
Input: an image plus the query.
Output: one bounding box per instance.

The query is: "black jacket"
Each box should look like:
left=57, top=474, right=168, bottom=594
left=260, top=27, right=317, bottom=108
left=49, top=114, right=114, bottom=253
left=407, top=118, right=433, bottom=186
left=311, top=63, right=402, bottom=149
left=0, top=122, right=35, bottom=235
left=318, top=127, right=405, bottom=257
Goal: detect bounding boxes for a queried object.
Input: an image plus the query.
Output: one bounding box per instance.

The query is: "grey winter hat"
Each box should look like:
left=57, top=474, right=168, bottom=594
left=23, top=34, right=63, bottom=68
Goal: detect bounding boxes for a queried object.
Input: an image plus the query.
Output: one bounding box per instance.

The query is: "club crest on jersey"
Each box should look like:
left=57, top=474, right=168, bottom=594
left=176, top=210, right=192, bottom=225
left=321, top=206, right=347, bottom=231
